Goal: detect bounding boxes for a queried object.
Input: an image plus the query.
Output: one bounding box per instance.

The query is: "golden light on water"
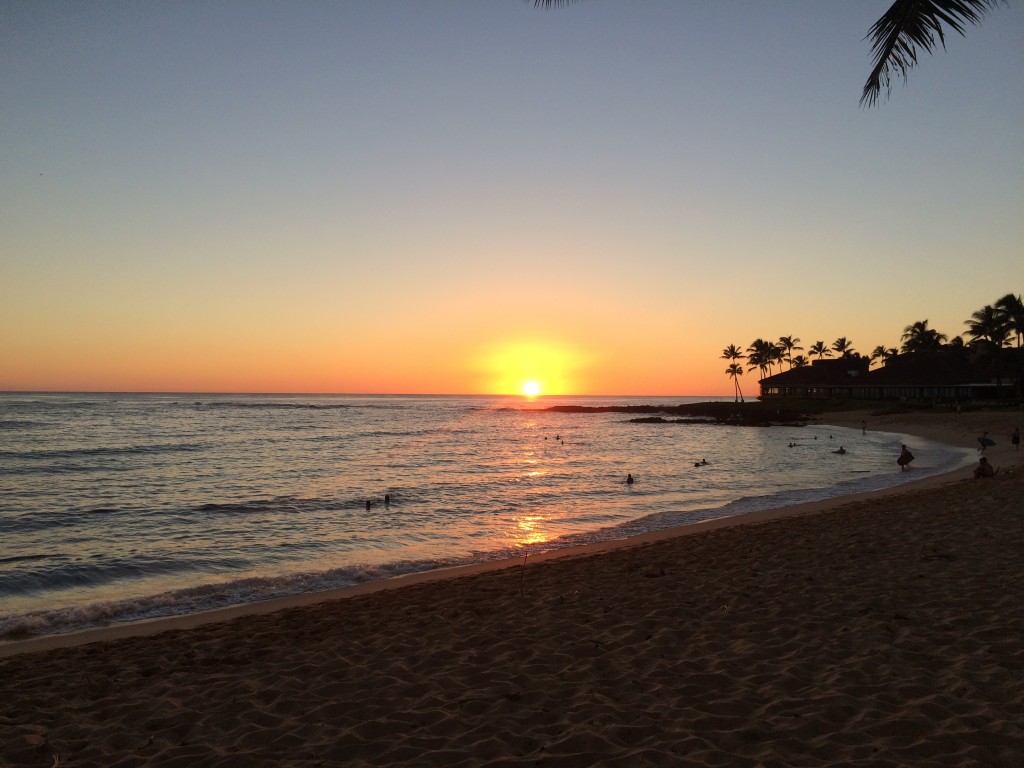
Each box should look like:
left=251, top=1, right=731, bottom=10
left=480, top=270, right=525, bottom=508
left=514, top=514, right=551, bottom=547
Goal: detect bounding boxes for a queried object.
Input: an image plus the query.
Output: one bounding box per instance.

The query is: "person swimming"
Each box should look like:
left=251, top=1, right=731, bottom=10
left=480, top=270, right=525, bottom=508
left=626, top=473, right=634, bottom=485
left=833, top=446, right=846, bottom=455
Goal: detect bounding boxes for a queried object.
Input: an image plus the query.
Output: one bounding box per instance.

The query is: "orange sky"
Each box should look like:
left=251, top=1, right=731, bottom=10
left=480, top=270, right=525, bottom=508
left=3, top=4, right=1022, bottom=396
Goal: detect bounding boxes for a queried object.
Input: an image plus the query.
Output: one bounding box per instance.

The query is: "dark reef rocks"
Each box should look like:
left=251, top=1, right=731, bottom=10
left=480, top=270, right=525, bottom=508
left=540, top=402, right=807, bottom=427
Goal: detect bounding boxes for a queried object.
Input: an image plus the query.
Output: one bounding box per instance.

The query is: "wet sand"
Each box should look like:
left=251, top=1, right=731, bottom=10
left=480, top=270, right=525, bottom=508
left=2, top=408, right=1022, bottom=766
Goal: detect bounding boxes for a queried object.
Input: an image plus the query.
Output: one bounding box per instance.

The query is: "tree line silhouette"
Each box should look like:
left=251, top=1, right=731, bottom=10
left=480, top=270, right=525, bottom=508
left=721, top=293, right=1024, bottom=403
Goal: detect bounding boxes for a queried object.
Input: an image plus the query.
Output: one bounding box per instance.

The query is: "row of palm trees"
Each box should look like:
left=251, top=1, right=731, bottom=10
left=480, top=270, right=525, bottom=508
left=721, top=293, right=1024, bottom=403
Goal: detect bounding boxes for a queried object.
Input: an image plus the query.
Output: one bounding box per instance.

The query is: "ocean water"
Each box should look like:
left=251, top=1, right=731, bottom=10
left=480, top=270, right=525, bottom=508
left=0, top=393, right=974, bottom=641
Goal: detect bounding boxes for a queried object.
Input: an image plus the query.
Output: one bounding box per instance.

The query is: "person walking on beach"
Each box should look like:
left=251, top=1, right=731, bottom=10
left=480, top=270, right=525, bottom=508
left=897, top=444, right=914, bottom=470
left=1013, top=427, right=1020, bottom=451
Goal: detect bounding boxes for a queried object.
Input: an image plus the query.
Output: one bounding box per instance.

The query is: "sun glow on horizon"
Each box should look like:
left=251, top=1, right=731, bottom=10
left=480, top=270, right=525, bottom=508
left=475, top=340, right=591, bottom=396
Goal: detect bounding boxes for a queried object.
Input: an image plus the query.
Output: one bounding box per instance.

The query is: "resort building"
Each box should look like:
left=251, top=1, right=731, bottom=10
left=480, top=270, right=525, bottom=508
left=758, top=350, right=1021, bottom=404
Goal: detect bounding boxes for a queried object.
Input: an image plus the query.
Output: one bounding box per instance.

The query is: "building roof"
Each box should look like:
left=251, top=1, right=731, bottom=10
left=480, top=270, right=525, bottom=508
left=760, top=349, right=998, bottom=388
left=758, top=357, right=870, bottom=386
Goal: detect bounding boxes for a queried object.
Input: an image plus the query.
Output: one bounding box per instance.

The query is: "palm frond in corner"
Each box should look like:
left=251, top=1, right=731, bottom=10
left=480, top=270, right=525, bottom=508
left=862, top=0, right=1005, bottom=106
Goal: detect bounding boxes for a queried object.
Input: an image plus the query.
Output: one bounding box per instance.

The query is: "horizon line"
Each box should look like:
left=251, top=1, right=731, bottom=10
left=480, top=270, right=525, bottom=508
left=1, top=390, right=728, bottom=399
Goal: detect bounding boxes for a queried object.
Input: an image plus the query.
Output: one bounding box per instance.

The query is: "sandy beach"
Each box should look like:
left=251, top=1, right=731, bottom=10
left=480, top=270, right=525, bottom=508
left=2, top=408, right=1022, bottom=767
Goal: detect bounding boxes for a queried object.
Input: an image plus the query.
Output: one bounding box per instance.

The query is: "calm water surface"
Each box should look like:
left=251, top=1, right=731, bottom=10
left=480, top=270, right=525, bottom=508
left=0, top=393, right=973, bottom=639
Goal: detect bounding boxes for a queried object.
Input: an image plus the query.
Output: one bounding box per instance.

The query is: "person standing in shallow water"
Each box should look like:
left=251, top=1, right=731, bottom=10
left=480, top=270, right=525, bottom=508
left=978, top=432, right=995, bottom=453
left=898, top=444, right=914, bottom=471
left=625, top=473, right=634, bottom=486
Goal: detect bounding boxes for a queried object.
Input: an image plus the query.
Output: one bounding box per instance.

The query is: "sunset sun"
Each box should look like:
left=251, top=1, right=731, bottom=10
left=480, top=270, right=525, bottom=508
left=477, top=340, right=590, bottom=396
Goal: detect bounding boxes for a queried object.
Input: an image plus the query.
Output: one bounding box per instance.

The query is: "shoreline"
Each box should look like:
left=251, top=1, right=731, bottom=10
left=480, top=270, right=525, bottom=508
left=1, top=407, right=1015, bottom=659
left=2, top=407, right=1021, bottom=766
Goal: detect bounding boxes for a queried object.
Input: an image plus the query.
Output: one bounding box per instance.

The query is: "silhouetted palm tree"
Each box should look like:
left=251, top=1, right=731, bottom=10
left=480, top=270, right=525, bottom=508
left=529, top=0, right=1006, bottom=106
left=900, top=319, right=948, bottom=353
left=777, top=335, right=803, bottom=369
left=725, top=363, right=744, bottom=403
left=965, top=304, right=1011, bottom=397
left=995, top=293, right=1024, bottom=399
left=831, top=337, right=856, bottom=358
left=720, top=344, right=745, bottom=364
left=861, top=0, right=1005, bottom=105
left=966, top=305, right=1011, bottom=348
left=791, top=355, right=809, bottom=369
left=809, top=341, right=832, bottom=360
left=870, top=345, right=898, bottom=367
left=746, top=338, right=774, bottom=379
left=996, top=293, right=1024, bottom=349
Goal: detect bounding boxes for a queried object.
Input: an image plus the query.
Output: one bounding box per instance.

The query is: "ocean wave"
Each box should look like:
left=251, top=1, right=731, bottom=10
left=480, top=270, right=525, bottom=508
left=305, top=428, right=436, bottom=441
left=194, top=493, right=415, bottom=515
left=0, top=420, right=44, bottom=429
left=0, top=464, right=106, bottom=476
left=0, top=553, right=50, bottom=566
left=0, top=558, right=462, bottom=640
left=188, top=400, right=409, bottom=411
left=0, top=443, right=206, bottom=461
left=0, top=553, right=243, bottom=599
left=0, top=505, right=163, bottom=534
left=193, top=401, right=354, bottom=410
left=195, top=495, right=328, bottom=515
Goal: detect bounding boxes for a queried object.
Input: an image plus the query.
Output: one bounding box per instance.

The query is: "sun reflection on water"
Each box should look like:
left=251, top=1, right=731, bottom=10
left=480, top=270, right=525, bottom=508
left=514, top=514, right=551, bottom=547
